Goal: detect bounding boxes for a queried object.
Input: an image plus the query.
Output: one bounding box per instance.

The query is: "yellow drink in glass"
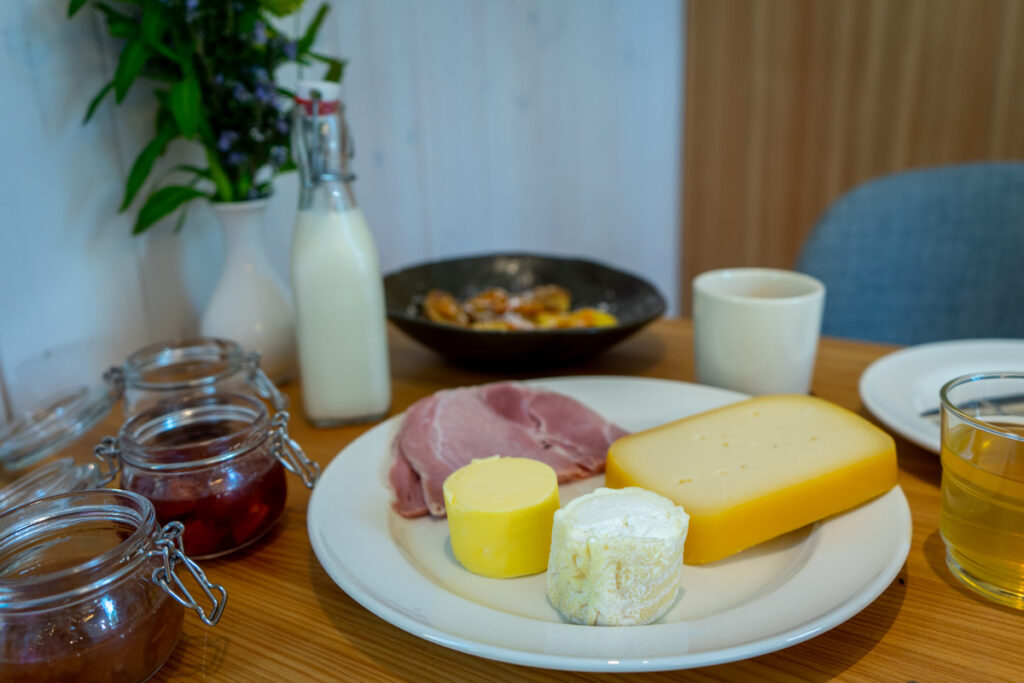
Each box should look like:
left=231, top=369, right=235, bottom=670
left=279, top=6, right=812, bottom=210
left=940, top=373, right=1024, bottom=609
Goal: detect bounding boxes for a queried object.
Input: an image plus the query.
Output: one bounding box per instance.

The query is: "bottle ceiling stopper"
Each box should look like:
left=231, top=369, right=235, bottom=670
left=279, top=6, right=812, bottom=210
left=295, top=80, right=341, bottom=114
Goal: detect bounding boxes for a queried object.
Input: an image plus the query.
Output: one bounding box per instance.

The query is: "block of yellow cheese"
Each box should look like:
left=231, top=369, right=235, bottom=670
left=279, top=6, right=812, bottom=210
left=443, top=455, right=560, bottom=578
left=605, top=395, right=897, bottom=564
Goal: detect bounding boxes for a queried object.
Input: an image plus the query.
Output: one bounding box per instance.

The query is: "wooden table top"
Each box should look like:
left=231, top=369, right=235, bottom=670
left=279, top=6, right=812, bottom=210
left=59, top=319, right=1023, bottom=681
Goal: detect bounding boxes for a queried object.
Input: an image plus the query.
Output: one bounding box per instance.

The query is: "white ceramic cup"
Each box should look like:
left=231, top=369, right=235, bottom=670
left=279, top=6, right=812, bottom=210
left=693, top=268, right=825, bottom=395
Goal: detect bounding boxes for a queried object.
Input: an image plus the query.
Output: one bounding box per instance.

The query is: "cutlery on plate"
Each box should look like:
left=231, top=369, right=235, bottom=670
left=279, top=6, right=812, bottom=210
left=919, top=393, right=1024, bottom=424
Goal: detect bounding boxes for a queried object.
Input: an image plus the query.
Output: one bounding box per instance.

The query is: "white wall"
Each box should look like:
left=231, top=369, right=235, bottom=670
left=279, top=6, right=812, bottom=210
left=0, top=0, right=683, bottom=420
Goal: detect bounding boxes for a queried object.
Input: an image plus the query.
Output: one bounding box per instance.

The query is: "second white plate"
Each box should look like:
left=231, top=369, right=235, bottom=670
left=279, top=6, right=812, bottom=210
left=859, top=338, right=1024, bottom=453
left=309, top=376, right=912, bottom=672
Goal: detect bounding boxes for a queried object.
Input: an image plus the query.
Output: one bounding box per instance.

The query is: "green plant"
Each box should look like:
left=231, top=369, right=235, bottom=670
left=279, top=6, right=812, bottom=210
left=69, top=0, right=345, bottom=234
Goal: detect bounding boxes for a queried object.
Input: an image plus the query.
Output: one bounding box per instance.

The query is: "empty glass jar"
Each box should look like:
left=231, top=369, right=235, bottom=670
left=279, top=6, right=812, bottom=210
left=0, top=489, right=226, bottom=682
left=94, top=393, right=319, bottom=558
left=105, top=337, right=287, bottom=417
left=0, top=457, right=109, bottom=513
left=0, top=385, right=120, bottom=472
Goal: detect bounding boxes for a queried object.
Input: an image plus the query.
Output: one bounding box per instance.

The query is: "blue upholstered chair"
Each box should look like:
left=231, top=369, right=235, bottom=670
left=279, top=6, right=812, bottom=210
left=795, top=162, right=1024, bottom=345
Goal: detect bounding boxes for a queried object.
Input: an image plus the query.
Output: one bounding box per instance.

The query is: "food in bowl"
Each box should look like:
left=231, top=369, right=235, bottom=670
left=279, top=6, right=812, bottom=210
left=384, top=252, right=666, bottom=369
left=422, top=285, right=618, bottom=331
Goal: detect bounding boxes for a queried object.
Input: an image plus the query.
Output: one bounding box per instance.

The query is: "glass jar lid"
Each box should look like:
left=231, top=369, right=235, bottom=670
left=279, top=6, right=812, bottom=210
left=121, top=338, right=244, bottom=391
left=109, top=337, right=287, bottom=412
left=0, top=385, right=118, bottom=471
left=0, top=458, right=106, bottom=513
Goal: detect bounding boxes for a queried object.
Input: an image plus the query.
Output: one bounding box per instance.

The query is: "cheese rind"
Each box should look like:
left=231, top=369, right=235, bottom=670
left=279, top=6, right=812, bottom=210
left=546, top=487, right=689, bottom=626
left=605, top=394, right=897, bottom=565
left=443, top=456, right=559, bottom=578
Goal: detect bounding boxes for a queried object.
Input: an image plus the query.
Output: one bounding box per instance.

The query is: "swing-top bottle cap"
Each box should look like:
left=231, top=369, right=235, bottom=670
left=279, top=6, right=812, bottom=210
left=295, top=80, right=341, bottom=114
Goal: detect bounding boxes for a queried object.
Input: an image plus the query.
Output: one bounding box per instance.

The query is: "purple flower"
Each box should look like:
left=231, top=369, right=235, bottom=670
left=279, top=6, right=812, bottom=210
left=232, top=83, right=253, bottom=104
left=269, top=145, right=288, bottom=168
left=217, top=130, right=239, bottom=151
left=275, top=117, right=289, bottom=134
left=283, top=41, right=298, bottom=60
left=252, top=21, right=267, bottom=47
left=214, top=73, right=224, bottom=85
left=226, top=151, right=247, bottom=166
left=254, top=84, right=276, bottom=105
left=184, top=0, right=199, bottom=22
left=251, top=66, right=269, bottom=83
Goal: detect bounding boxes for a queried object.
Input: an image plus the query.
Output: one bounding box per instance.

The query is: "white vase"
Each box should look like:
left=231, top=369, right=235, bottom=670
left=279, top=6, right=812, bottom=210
left=200, top=200, right=296, bottom=383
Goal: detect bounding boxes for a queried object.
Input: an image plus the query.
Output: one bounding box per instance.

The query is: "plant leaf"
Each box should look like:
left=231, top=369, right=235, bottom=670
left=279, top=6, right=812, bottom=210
left=94, top=2, right=136, bottom=38
left=309, top=52, right=346, bottom=82
left=173, top=205, right=190, bottom=233
left=237, top=170, right=252, bottom=200
left=297, top=3, right=329, bottom=54
left=258, top=0, right=305, bottom=17
left=169, top=75, right=200, bottom=138
left=133, top=185, right=208, bottom=234
left=121, top=123, right=176, bottom=211
left=68, top=0, right=89, bottom=17
left=114, top=38, right=150, bottom=102
left=170, top=164, right=211, bottom=178
left=140, top=2, right=179, bottom=61
left=83, top=81, right=114, bottom=123
left=204, top=148, right=234, bottom=202
left=140, top=2, right=166, bottom=44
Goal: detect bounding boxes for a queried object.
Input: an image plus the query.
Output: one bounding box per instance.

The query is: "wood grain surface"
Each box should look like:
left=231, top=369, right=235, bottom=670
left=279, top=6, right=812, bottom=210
left=681, top=0, right=1024, bottom=314
left=49, top=320, right=1024, bottom=681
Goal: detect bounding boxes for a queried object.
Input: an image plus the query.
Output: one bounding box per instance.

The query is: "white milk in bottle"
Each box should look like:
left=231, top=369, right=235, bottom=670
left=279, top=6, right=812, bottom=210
left=290, top=81, right=390, bottom=425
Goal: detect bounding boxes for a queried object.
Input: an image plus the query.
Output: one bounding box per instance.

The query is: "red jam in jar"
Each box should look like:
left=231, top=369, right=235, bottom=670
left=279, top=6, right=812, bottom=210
left=0, top=490, right=225, bottom=682
left=101, top=394, right=318, bottom=558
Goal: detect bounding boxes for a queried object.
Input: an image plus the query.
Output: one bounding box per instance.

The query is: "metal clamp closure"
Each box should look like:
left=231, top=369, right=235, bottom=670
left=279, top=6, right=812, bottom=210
left=102, top=365, right=126, bottom=399
left=151, top=522, right=227, bottom=627
left=93, top=436, right=123, bottom=486
left=270, top=412, right=320, bottom=488
left=244, top=351, right=288, bottom=411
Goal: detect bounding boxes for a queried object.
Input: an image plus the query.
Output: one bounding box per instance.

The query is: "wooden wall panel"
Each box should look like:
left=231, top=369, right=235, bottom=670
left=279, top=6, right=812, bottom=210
left=681, top=0, right=1024, bottom=313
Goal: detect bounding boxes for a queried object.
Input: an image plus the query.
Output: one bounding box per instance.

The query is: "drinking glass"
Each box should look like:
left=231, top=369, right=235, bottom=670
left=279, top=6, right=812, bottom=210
left=940, top=372, right=1024, bottom=609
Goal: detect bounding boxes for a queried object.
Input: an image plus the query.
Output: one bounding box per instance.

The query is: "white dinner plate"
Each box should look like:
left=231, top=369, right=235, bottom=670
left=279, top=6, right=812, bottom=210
left=859, top=339, right=1024, bottom=453
left=308, top=376, right=911, bottom=672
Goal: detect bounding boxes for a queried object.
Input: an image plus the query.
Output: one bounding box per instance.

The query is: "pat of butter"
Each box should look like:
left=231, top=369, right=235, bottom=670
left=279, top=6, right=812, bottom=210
left=443, top=455, right=559, bottom=578
left=605, top=394, right=897, bottom=564
left=546, top=487, right=689, bottom=626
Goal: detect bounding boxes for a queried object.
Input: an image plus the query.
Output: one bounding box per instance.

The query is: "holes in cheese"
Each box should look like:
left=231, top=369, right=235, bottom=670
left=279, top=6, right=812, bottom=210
left=443, top=455, right=560, bottom=578
left=605, top=395, right=898, bottom=565
left=546, top=487, right=689, bottom=626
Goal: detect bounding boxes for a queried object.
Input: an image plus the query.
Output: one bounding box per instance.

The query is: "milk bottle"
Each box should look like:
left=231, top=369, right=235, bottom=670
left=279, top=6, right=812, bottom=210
left=290, top=81, right=390, bottom=425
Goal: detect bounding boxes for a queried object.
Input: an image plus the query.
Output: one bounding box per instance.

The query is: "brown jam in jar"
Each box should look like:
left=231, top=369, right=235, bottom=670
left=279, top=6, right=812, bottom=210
left=0, top=490, right=224, bottom=682
left=101, top=394, right=318, bottom=559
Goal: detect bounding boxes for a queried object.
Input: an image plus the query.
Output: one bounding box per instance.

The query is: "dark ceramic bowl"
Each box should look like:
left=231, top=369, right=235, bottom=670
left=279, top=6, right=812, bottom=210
left=384, top=252, right=666, bottom=369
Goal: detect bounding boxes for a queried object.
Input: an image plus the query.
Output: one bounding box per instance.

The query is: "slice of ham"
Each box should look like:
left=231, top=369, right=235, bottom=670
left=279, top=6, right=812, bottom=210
left=389, top=382, right=626, bottom=518
left=480, top=383, right=628, bottom=474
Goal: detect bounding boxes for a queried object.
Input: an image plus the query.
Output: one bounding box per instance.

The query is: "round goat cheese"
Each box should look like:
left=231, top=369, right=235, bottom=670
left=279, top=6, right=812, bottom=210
left=546, top=487, right=689, bottom=626
left=443, top=456, right=560, bottom=578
